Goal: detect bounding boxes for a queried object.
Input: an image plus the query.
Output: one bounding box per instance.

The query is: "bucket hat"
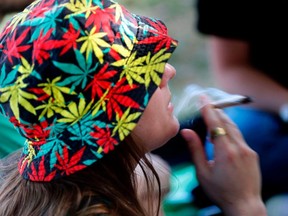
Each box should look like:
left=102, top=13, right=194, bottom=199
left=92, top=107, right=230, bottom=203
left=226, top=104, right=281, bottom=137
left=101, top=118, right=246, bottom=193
left=0, top=0, right=178, bottom=181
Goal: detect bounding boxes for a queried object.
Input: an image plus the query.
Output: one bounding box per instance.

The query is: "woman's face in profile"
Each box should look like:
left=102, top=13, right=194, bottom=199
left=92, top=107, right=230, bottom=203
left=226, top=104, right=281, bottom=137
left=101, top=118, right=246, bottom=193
left=132, top=63, right=179, bottom=152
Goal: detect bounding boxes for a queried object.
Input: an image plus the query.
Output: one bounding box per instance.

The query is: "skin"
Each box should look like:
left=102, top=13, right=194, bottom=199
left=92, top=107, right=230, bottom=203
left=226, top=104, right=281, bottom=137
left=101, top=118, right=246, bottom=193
left=132, top=63, right=180, bottom=152
left=181, top=96, right=267, bottom=215
left=208, top=36, right=288, bottom=113
left=133, top=63, right=179, bottom=216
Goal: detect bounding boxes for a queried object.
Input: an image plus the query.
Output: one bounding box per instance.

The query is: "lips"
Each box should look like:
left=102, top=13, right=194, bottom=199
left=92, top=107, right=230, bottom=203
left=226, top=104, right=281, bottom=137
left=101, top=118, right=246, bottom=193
left=167, top=101, right=174, bottom=113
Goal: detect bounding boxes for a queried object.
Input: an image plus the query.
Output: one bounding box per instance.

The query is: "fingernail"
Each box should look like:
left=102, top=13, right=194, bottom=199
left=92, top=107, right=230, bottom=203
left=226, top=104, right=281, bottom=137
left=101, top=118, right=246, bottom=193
left=196, top=94, right=209, bottom=110
left=180, top=129, right=194, bottom=141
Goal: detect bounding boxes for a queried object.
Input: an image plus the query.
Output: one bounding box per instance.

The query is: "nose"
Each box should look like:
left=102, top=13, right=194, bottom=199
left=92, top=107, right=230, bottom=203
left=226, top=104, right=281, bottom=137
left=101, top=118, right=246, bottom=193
left=159, top=64, right=176, bottom=87
left=165, top=63, right=176, bottom=79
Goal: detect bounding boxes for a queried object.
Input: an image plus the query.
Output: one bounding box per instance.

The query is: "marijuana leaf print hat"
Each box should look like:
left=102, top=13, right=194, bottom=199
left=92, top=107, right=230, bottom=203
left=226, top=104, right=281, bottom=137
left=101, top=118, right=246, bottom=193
left=0, top=0, right=178, bottom=181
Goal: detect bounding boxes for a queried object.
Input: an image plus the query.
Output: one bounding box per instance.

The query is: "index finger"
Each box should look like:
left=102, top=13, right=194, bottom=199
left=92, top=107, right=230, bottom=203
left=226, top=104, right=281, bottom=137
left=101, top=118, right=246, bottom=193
left=199, top=95, right=231, bottom=146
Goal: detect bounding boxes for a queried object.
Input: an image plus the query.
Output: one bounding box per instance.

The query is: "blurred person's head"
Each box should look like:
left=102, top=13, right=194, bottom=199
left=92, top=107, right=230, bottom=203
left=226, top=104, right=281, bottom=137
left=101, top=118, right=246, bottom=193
left=0, top=0, right=34, bottom=22
left=0, top=0, right=178, bottom=215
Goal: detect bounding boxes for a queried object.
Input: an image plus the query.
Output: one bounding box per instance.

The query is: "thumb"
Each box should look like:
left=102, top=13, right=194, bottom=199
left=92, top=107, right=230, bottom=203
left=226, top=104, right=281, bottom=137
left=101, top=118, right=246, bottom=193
left=180, top=129, right=208, bottom=175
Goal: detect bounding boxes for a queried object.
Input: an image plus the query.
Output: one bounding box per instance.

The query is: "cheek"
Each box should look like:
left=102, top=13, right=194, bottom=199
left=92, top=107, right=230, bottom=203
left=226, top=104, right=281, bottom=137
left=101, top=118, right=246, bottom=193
left=132, top=88, right=179, bottom=151
left=132, top=112, right=179, bottom=152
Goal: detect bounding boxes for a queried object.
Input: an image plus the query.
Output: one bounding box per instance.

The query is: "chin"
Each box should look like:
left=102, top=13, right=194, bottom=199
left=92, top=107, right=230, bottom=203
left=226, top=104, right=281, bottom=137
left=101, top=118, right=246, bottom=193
left=164, top=118, right=180, bottom=144
left=147, top=118, right=180, bottom=152
left=170, top=116, right=180, bottom=136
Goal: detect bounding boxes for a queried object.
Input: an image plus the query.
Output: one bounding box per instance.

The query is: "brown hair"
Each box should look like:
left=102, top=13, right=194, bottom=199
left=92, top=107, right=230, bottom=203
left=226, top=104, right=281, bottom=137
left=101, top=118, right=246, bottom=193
left=0, top=136, right=161, bottom=216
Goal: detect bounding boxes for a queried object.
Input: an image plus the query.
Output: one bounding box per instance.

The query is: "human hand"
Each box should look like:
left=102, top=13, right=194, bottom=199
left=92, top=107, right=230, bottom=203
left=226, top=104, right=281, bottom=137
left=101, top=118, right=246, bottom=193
left=181, top=96, right=267, bottom=216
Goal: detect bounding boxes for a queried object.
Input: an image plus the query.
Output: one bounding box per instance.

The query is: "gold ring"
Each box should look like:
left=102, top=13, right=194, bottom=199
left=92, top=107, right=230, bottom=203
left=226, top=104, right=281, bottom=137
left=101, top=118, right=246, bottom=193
left=210, top=127, right=227, bottom=139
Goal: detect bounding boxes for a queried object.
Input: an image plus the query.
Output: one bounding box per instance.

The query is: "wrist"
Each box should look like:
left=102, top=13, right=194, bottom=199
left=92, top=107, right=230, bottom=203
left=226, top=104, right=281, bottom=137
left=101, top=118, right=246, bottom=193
left=222, top=198, right=267, bottom=216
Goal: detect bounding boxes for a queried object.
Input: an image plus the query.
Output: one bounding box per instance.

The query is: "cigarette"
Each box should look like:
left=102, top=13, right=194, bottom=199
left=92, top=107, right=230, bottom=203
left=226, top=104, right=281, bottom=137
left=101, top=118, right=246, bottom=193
left=211, top=95, right=252, bottom=109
